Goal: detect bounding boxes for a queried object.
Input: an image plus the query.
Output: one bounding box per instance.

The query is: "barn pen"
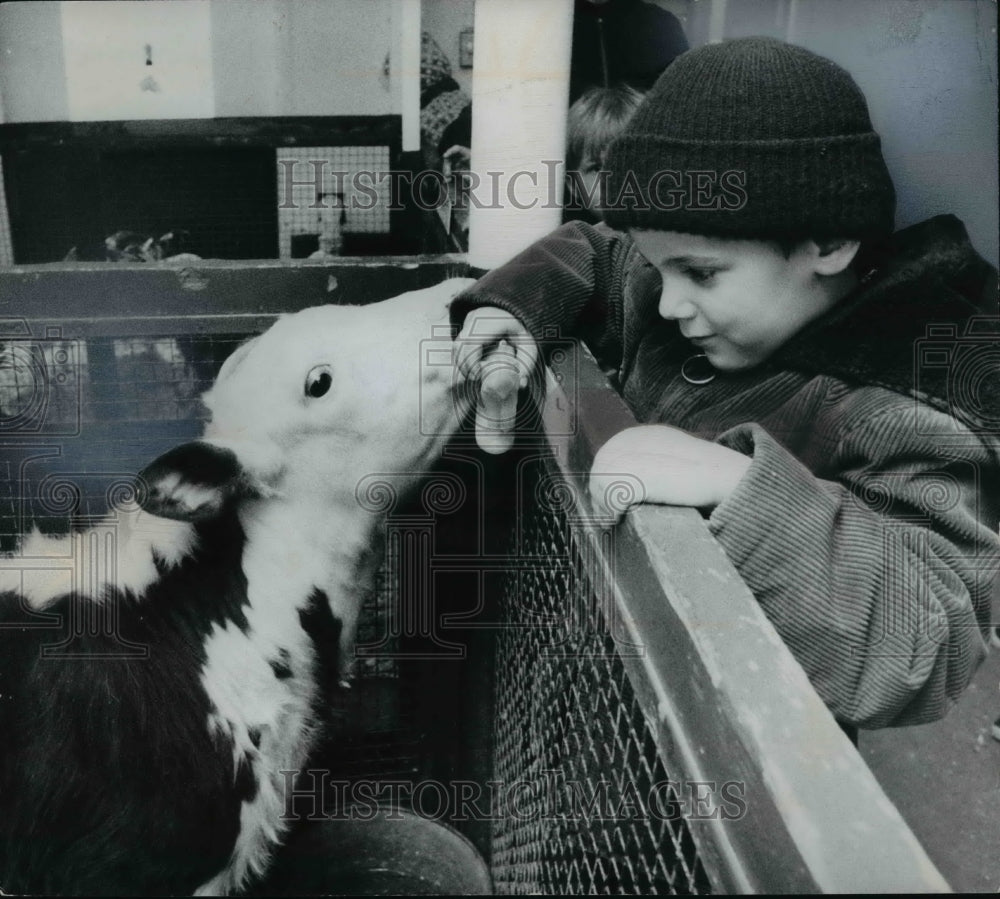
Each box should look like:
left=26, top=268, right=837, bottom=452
left=3, top=0, right=997, bottom=891
left=0, top=258, right=947, bottom=894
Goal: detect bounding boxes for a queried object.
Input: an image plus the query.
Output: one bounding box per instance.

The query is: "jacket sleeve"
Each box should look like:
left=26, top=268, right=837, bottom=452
left=450, top=221, right=633, bottom=369
left=708, top=406, right=999, bottom=728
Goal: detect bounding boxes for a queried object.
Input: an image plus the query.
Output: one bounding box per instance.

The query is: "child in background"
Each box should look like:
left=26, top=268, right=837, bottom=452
left=454, top=38, right=1000, bottom=737
left=564, top=84, right=645, bottom=225
left=419, top=31, right=471, bottom=176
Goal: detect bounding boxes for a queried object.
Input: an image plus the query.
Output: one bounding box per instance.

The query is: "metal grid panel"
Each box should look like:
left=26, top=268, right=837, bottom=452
left=3, top=146, right=281, bottom=263
left=0, top=334, right=245, bottom=543
left=98, top=147, right=280, bottom=261
left=490, top=453, right=711, bottom=895
left=276, top=146, right=392, bottom=259
left=324, top=555, right=427, bottom=785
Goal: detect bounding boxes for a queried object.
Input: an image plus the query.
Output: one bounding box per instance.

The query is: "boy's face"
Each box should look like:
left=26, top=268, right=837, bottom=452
left=572, top=154, right=606, bottom=222
left=630, top=229, right=841, bottom=371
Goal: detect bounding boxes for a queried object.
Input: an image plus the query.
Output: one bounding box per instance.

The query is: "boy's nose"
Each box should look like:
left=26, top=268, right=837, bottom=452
left=657, top=281, right=697, bottom=321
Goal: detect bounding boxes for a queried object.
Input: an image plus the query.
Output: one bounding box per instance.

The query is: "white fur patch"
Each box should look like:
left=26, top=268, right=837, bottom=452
left=149, top=472, right=229, bottom=519
left=0, top=510, right=196, bottom=609
left=193, top=580, right=320, bottom=895
left=193, top=496, right=379, bottom=894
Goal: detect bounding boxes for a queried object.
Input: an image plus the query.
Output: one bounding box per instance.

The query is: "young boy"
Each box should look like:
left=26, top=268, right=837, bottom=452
left=453, top=37, right=1000, bottom=732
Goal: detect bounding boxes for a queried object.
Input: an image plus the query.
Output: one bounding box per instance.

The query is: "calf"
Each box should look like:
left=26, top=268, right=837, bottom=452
left=0, top=279, right=475, bottom=896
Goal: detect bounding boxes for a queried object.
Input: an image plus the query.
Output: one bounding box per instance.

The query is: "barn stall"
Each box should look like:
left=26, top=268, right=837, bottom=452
left=2, top=0, right=989, bottom=892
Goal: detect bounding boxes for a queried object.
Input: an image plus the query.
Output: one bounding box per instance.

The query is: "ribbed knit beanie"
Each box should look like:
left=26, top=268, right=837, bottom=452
left=603, top=37, right=896, bottom=241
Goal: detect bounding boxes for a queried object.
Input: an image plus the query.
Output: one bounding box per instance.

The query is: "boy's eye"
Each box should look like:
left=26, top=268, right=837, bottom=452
left=682, top=267, right=718, bottom=286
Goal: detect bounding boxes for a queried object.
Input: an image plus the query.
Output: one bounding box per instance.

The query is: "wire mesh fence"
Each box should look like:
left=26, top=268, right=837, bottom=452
left=0, top=333, right=244, bottom=544
left=489, top=451, right=711, bottom=895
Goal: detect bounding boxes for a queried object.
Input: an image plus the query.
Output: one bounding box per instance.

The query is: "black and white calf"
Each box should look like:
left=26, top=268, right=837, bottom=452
left=0, top=279, right=475, bottom=896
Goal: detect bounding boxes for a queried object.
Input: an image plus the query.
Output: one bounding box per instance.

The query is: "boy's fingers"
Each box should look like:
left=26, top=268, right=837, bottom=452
left=479, top=341, right=521, bottom=405
left=473, top=337, right=543, bottom=455
left=587, top=472, right=631, bottom=525
left=515, top=339, right=539, bottom=387
left=455, top=311, right=507, bottom=378
left=454, top=337, right=484, bottom=380
left=455, top=309, right=538, bottom=385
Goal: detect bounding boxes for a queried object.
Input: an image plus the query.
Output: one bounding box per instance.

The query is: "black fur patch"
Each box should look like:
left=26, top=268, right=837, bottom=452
left=0, top=509, right=254, bottom=896
left=298, top=589, right=343, bottom=708
left=234, top=753, right=259, bottom=804
left=269, top=647, right=293, bottom=680
left=139, top=442, right=249, bottom=522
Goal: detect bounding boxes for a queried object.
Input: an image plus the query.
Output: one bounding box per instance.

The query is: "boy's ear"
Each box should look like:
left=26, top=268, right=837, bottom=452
left=810, top=238, right=861, bottom=276
left=138, top=441, right=249, bottom=522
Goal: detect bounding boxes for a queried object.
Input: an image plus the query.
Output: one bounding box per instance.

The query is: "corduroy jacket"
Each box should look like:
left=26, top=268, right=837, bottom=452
left=453, top=215, right=1000, bottom=729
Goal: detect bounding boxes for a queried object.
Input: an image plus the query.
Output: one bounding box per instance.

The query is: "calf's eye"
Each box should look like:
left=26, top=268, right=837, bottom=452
left=305, top=365, right=333, bottom=399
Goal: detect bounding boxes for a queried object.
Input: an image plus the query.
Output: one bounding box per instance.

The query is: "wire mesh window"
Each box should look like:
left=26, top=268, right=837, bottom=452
left=276, top=146, right=392, bottom=259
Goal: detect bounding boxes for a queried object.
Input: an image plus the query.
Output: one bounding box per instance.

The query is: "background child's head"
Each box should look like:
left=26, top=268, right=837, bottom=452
left=603, top=37, right=896, bottom=248
left=565, top=84, right=645, bottom=223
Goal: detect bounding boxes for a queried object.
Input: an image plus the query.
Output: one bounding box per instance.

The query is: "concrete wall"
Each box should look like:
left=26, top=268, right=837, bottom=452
left=0, top=2, right=69, bottom=122
left=0, top=0, right=399, bottom=122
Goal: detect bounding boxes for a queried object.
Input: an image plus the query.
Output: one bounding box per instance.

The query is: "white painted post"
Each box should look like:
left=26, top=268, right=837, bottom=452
left=398, top=0, right=421, bottom=153
left=467, top=0, right=575, bottom=271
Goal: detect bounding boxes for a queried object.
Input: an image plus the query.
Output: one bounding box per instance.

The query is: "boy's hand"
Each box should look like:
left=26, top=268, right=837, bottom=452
left=455, top=307, right=538, bottom=382
left=456, top=307, right=539, bottom=454
left=589, top=425, right=751, bottom=520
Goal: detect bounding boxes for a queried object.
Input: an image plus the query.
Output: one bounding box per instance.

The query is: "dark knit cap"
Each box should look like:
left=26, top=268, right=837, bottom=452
left=603, top=37, right=896, bottom=241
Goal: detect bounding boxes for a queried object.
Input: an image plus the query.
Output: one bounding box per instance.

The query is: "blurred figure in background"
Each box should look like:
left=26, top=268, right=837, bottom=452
left=420, top=31, right=471, bottom=175
left=563, top=84, right=644, bottom=224
left=419, top=31, right=472, bottom=251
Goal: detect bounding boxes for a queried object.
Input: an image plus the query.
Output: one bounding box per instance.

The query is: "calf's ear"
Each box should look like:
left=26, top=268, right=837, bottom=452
left=139, top=441, right=249, bottom=522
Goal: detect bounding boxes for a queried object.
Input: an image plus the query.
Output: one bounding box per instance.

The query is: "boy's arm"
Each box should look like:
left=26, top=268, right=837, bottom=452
left=708, top=410, right=998, bottom=729
left=451, top=221, right=632, bottom=368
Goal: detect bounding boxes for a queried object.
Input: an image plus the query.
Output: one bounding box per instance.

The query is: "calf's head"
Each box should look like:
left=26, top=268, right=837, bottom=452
left=140, top=278, right=475, bottom=522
